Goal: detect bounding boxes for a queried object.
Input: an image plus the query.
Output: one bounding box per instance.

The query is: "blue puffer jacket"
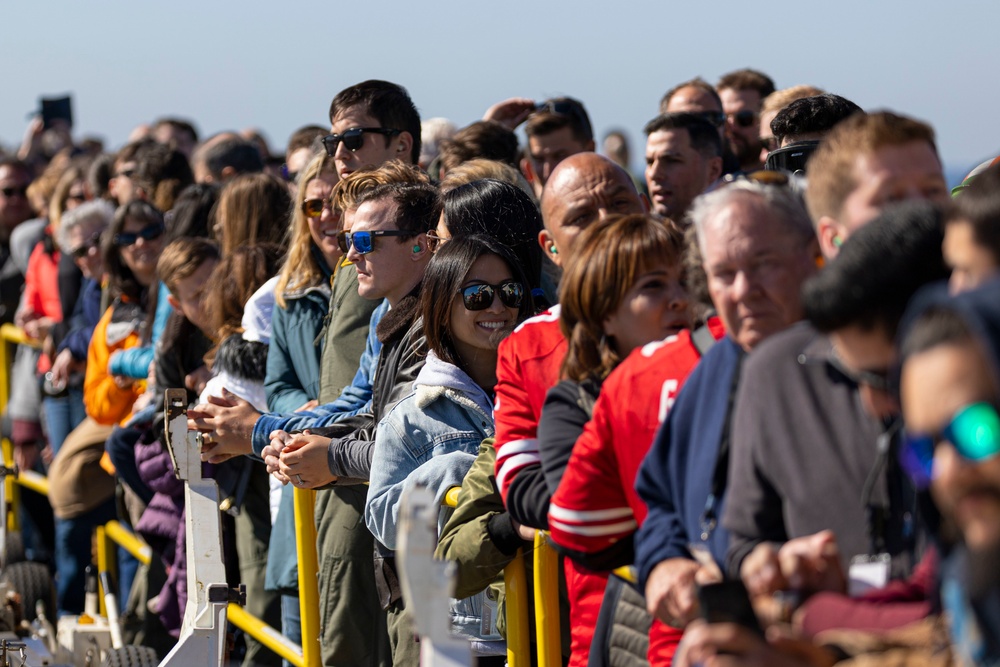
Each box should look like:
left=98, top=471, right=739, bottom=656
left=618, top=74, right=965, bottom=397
left=366, top=350, right=502, bottom=647
left=110, top=282, right=172, bottom=378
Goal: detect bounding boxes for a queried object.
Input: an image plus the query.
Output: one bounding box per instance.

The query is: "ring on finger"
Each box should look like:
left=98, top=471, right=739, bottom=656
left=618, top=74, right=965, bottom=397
left=294, top=474, right=304, bottom=486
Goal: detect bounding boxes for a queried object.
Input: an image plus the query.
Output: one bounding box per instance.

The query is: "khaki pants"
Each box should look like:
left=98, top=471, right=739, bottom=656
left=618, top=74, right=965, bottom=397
left=314, top=485, right=390, bottom=667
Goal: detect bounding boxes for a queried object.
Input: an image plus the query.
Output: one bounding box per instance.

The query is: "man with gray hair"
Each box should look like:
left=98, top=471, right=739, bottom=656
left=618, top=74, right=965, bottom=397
left=634, top=179, right=819, bottom=630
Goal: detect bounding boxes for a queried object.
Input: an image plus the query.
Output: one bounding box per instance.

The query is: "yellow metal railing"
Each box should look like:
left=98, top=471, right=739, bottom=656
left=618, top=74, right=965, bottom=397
left=442, top=485, right=532, bottom=667
left=533, top=531, right=561, bottom=667
left=0, top=323, right=41, bottom=533
left=0, top=320, right=552, bottom=667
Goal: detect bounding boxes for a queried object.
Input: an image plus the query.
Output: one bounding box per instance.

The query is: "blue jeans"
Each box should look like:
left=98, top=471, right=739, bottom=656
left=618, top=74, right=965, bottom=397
left=54, top=497, right=117, bottom=617
left=42, top=387, right=86, bottom=456
left=281, top=594, right=301, bottom=667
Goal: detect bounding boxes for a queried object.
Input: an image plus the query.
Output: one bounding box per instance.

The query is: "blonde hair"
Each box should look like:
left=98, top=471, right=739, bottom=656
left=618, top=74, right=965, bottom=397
left=214, top=173, right=292, bottom=255
left=274, top=152, right=338, bottom=307
left=761, top=85, right=826, bottom=118
left=331, top=160, right=429, bottom=213
left=48, top=165, right=86, bottom=231
left=439, top=158, right=535, bottom=200
left=805, top=111, right=937, bottom=224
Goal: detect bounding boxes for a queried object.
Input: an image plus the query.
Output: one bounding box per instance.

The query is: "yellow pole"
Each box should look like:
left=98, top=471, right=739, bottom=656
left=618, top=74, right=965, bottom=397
left=95, top=525, right=114, bottom=618
left=503, top=549, right=531, bottom=667
left=1, top=325, right=39, bottom=533
left=294, top=487, right=321, bottom=667
left=228, top=603, right=304, bottom=666
left=533, top=532, right=561, bottom=667
left=103, top=520, right=152, bottom=566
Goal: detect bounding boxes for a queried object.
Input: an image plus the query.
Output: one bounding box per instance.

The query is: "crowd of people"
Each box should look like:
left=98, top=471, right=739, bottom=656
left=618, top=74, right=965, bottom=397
left=1, top=70, right=999, bottom=667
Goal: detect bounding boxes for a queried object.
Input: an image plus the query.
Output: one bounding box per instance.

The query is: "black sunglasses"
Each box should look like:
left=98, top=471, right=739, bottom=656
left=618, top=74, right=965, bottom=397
left=727, top=110, right=759, bottom=128
left=459, top=281, right=525, bottom=311
left=114, top=222, right=165, bottom=247
left=322, top=127, right=401, bottom=156
left=281, top=164, right=298, bottom=183
left=533, top=100, right=591, bottom=132
left=71, top=232, right=103, bottom=259
left=1, top=186, right=28, bottom=198
left=337, top=229, right=413, bottom=255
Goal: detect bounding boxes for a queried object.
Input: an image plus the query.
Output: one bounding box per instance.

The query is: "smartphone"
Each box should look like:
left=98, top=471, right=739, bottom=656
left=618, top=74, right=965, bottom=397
left=40, top=95, right=73, bottom=130
left=697, top=580, right=764, bottom=637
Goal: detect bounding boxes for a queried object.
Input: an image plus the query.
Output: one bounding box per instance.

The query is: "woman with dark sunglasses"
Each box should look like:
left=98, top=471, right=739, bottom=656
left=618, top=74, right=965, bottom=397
left=45, top=199, right=166, bottom=616
left=365, top=235, right=532, bottom=662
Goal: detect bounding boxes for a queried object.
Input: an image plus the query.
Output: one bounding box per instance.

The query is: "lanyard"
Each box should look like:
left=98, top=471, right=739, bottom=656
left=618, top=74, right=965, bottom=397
left=860, top=418, right=900, bottom=555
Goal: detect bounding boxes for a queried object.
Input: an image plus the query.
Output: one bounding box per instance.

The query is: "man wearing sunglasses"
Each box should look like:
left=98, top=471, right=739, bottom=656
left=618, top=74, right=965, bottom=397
left=323, top=79, right=420, bottom=180
left=716, top=68, right=776, bottom=172
left=897, top=283, right=1000, bottom=662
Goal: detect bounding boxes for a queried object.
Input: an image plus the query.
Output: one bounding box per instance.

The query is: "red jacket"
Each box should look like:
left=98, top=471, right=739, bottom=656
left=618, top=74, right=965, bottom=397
left=548, top=317, right=725, bottom=665
left=493, top=306, right=567, bottom=500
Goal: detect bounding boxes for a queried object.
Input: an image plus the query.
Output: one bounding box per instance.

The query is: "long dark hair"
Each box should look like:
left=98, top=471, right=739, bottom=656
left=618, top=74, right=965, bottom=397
left=442, top=179, right=543, bottom=292
left=102, top=199, right=164, bottom=302
left=420, top=235, right=532, bottom=369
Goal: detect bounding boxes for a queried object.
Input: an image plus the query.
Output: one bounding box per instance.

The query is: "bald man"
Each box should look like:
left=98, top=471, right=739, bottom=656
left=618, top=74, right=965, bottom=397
left=536, top=151, right=649, bottom=262
left=495, top=152, right=647, bottom=666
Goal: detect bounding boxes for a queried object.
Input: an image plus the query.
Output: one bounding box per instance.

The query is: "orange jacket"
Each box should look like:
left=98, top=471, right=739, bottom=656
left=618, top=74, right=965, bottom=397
left=84, top=298, right=145, bottom=426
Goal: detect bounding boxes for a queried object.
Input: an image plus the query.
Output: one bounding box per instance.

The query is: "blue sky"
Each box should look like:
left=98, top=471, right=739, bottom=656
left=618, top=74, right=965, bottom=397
left=4, top=1, right=996, bottom=180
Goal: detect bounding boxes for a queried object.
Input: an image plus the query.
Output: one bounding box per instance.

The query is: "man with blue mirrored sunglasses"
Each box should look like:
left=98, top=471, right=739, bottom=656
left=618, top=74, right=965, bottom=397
left=899, top=282, right=1000, bottom=663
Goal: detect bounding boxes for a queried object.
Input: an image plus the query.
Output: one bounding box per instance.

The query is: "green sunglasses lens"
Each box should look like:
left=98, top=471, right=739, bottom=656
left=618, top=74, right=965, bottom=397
left=949, top=402, right=1000, bottom=462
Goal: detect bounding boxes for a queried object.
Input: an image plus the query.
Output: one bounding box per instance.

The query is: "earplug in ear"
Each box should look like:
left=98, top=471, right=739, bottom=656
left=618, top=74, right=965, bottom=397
left=832, top=235, right=843, bottom=248
left=550, top=246, right=559, bottom=255
left=413, top=245, right=421, bottom=253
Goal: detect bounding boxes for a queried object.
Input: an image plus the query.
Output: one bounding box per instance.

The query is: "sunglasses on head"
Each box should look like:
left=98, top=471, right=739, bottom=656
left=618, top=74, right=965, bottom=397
left=694, top=111, right=726, bottom=128
left=722, top=169, right=792, bottom=188
left=301, top=197, right=334, bottom=218
left=71, top=232, right=103, bottom=259
left=337, top=229, right=413, bottom=255
left=321, top=127, right=401, bottom=157
left=727, top=110, right=759, bottom=128
left=900, top=402, right=1000, bottom=489
left=459, top=281, right=525, bottom=311
left=1, top=186, right=28, bottom=198
left=533, top=100, right=590, bottom=130
left=113, top=221, right=165, bottom=247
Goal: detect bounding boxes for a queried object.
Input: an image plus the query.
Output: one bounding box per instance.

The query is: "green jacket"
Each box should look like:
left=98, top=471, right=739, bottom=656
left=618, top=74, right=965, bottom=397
left=318, top=261, right=381, bottom=403
left=435, top=438, right=529, bottom=638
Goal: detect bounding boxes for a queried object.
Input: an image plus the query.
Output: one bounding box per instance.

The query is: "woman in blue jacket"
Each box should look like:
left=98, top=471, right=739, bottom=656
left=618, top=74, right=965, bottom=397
left=366, top=235, right=533, bottom=662
left=260, top=151, right=340, bottom=654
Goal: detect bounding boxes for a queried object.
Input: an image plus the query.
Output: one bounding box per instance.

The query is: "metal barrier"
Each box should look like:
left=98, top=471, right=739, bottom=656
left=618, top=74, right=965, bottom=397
left=0, top=323, right=41, bottom=533
left=0, top=324, right=545, bottom=667
left=533, top=532, right=561, bottom=667
left=442, top=485, right=532, bottom=667
left=0, top=325, right=321, bottom=666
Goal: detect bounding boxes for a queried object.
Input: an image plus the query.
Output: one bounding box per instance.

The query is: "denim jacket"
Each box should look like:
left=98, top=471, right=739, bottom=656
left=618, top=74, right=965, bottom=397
left=366, top=350, right=501, bottom=646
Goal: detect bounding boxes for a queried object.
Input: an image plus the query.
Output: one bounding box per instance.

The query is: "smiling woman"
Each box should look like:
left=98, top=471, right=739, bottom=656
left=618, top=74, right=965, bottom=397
left=365, top=235, right=532, bottom=659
